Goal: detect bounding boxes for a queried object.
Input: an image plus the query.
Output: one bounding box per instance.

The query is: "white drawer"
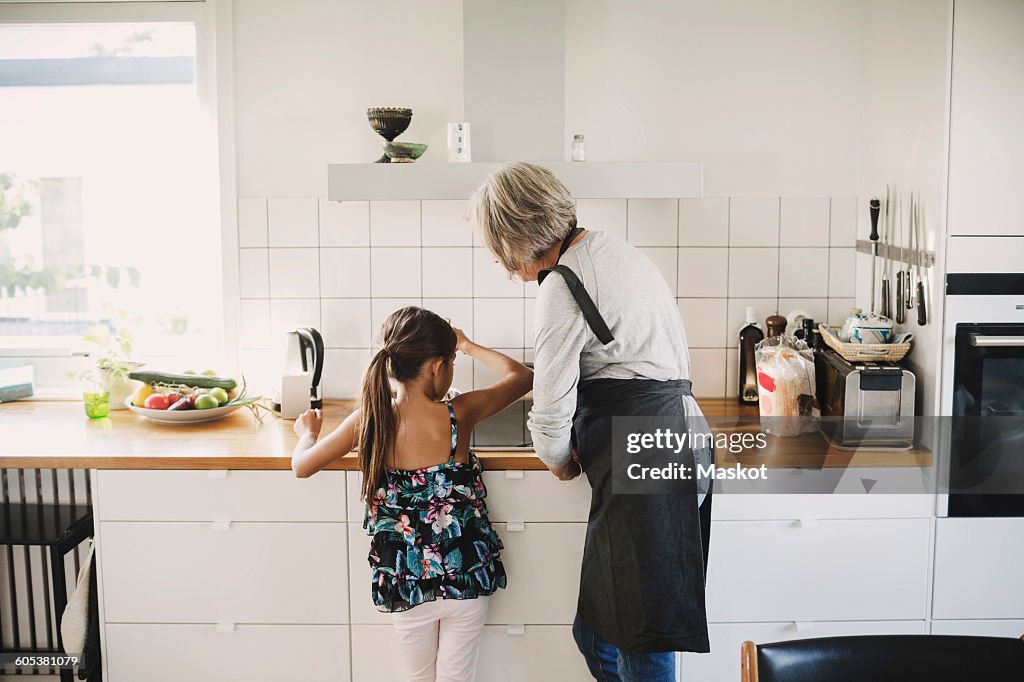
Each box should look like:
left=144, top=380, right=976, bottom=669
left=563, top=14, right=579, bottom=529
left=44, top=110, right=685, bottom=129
left=97, top=470, right=346, bottom=522
left=930, top=620, right=1024, bottom=637
left=348, top=522, right=586, bottom=625
left=706, top=518, right=930, bottom=622
left=347, top=469, right=589, bottom=523
left=105, top=623, right=349, bottom=682
left=933, top=518, right=1024, bottom=619
left=679, top=620, right=926, bottom=681
left=712, top=492, right=934, bottom=521
left=351, top=624, right=591, bottom=682
left=101, top=521, right=347, bottom=623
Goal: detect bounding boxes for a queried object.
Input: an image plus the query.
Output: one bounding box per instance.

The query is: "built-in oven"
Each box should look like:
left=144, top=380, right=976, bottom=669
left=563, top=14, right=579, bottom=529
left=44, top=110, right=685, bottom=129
left=941, top=273, right=1024, bottom=517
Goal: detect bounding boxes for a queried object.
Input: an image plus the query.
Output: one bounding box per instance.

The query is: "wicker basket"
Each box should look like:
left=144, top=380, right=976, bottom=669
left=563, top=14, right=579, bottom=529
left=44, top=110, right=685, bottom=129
left=818, top=324, right=911, bottom=362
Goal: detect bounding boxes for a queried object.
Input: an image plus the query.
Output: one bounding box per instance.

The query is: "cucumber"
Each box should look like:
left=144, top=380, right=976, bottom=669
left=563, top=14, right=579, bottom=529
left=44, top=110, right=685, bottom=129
left=128, top=370, right=237, bottom=390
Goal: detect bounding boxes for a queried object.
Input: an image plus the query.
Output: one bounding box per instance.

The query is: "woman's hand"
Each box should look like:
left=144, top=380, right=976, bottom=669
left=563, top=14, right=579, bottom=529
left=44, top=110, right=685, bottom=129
left=452, top=326, right=473, bottom=354
left=550, top=449, right=582, bottom=481
left=293, top=408, right=323, bottom=442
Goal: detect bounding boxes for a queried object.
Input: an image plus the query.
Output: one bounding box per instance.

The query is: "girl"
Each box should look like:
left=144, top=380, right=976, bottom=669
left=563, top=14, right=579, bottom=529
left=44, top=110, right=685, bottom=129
left=291, top=306, right=532, bottom=682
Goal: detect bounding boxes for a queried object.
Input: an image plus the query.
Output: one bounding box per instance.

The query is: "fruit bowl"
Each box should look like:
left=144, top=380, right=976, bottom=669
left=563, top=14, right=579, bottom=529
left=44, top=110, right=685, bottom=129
left=124, top=397, right=245, bottom=424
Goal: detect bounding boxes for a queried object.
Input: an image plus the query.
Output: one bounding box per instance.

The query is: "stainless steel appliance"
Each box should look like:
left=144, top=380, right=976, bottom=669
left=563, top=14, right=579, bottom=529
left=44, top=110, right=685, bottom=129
left=816, top=349, right=916, bottom=448
left=941, top=273, right=1024, bottom=517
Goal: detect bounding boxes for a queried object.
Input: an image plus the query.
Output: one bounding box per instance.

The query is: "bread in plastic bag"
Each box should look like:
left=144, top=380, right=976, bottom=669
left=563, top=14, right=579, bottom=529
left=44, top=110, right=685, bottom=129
left=754, top=334, right=819, bottom=437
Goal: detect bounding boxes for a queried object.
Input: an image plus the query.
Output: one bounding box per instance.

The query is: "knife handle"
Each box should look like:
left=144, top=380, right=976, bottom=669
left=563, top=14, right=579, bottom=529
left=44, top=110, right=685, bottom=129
left=917, top=282, right=927, bottom=325
left=895, top=271, right=906, bottom=323
left=869, top=198, right=880, bottom=242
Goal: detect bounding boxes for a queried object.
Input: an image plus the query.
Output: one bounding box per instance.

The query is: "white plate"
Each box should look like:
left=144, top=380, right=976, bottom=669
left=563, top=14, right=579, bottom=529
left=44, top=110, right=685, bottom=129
left=124, top=397, right=245, bottom=424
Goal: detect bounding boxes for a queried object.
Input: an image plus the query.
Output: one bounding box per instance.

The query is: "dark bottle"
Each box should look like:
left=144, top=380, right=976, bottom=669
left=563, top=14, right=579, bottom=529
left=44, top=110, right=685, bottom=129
left=765, top=314, right=787, bottom=338
left=738, top=306, right=764, bottom=404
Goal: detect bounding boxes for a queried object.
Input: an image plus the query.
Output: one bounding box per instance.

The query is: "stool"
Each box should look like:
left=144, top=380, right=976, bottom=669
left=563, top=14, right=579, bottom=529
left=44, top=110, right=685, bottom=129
left=0, top=503, right=94, bottom=681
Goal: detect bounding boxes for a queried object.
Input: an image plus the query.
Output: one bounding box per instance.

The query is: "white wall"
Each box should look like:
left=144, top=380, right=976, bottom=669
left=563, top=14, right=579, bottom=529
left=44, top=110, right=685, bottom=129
left=232, top=0, right=463, bottom=197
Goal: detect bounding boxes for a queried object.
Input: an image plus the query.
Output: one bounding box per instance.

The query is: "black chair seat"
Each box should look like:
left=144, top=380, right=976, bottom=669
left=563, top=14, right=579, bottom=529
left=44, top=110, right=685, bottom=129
left=0, top=504, right=92, bottom=546
left=755, top=634, right=1023, bottom=682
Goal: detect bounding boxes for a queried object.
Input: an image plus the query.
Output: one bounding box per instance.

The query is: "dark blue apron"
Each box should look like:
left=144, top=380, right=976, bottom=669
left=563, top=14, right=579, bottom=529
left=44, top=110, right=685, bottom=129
left=540, top=228, right=713, bottom=654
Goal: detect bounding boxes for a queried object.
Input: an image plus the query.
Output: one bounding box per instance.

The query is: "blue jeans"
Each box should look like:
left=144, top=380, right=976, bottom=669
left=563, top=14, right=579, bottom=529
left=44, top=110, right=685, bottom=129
left=572, top=614, right=677, bottom=682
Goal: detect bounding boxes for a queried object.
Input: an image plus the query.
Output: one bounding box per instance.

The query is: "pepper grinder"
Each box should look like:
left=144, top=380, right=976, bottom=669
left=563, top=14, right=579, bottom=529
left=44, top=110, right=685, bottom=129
left=765, top=314, right=787, bottom=338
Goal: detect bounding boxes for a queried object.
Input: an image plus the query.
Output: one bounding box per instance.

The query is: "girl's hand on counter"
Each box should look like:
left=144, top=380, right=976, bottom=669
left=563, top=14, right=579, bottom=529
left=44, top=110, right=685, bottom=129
left=294, top=409, right=323, bottom=441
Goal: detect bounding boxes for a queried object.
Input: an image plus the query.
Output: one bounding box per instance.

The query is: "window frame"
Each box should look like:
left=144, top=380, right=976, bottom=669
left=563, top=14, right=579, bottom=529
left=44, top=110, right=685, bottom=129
left=0, top=0, right=238, bottom=396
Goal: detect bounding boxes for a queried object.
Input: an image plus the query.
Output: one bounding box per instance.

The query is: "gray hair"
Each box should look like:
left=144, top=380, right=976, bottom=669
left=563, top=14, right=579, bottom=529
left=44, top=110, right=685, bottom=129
left=468, top=162, right=577, bottom=273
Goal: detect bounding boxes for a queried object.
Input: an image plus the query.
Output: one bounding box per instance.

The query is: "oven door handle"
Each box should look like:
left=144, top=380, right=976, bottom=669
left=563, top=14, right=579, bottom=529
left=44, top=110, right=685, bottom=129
left=968, top=334, right=1024, bottom=347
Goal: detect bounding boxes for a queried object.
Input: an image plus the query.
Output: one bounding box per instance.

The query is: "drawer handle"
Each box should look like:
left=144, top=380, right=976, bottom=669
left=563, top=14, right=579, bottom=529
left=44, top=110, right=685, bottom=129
left=506, top=625, right=525, bottom=636
left=215, top=622, right=236, bottom=633
left=506, top=521, right=525, bottom=532
left=797, top=518, right=819, bottom=528
left=793, top=621, right=816, bottom=633
left=211, top=520, right=233, bottom=531
left=209, top=470, right=230, bottom=479
left=505, top=470, right=524, bottom=480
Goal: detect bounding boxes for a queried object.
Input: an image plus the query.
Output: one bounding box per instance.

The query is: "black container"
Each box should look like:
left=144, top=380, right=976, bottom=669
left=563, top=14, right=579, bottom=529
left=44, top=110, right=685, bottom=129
left=738, top=308, right=764, bottom=404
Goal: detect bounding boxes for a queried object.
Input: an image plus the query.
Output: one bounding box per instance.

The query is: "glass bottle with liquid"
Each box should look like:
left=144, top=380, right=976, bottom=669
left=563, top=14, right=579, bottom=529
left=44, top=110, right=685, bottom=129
left=738, top=306, right=764, bottom=404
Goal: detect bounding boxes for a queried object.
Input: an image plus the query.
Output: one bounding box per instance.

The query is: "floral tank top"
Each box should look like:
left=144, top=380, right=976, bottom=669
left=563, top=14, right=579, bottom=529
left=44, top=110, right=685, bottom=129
left=363, top=400, right=507, bottom=612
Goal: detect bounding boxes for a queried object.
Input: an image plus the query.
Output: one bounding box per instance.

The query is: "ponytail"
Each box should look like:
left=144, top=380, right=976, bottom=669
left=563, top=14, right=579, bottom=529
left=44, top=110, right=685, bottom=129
left=356, top=306, right=458, bottom=501
left=359, top=349, right=396, bottom=500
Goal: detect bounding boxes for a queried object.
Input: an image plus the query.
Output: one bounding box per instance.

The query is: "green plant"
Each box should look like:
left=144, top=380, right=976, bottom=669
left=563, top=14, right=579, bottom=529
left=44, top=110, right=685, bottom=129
left=70, top=309, right=142, bottom=387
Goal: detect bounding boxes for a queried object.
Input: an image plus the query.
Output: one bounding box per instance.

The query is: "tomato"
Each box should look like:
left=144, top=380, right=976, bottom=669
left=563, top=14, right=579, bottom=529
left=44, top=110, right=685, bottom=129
left=209, top=387, right=230, bottom=405
left=194, top=394, right=220, bottom=410
left=143, top=393, right=173, bottom=410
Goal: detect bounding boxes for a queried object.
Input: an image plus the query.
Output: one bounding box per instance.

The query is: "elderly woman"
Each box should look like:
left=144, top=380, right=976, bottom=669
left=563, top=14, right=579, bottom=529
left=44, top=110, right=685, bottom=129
left=469, top=162, right=713, bottom=681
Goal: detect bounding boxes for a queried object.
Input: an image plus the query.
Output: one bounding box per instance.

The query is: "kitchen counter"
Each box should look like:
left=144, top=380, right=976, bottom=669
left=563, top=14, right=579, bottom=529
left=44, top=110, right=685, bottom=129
left=0, top=399, right=932, bottom=470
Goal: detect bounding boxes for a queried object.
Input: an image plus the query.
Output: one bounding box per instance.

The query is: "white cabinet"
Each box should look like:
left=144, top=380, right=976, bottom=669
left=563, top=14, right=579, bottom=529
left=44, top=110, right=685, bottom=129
left=348, top=522, right=586, bottom=626
left=930, top=620, right=1024, bottom=637
left=713, top=491, right=933, bottom=521
left=351, top=624, right=591, bottom=682
left=947, top=0, right=1024, bottom=236
left=679, top=620, right=926, bottom=681
left=933, top=518, right=1024, bottom=619
left=105, top=623, right=350, bottom=682
left=97, top=470, right=346, bottom=522
left=101, top=521, right=348, bottom=624
left=706, top=519, right=931, bottom=622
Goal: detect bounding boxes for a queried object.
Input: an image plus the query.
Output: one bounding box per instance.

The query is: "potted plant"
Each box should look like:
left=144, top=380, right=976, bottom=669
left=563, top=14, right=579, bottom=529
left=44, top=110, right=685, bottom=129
left=72, top=311, right=143, bottom=410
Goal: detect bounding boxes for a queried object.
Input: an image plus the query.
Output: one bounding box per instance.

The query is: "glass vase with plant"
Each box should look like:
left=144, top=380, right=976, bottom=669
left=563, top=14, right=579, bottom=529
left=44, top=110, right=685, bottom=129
left=71, top=308, right=143, bottom=410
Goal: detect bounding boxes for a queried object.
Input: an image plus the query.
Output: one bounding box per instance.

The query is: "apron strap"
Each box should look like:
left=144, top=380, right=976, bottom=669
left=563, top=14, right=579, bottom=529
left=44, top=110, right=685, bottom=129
left=538, top=228, right=615, bottom=345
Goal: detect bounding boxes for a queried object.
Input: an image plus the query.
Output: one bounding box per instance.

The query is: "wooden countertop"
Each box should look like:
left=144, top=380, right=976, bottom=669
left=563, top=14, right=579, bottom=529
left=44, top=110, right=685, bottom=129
left=0, top=399, right=931, bottom=471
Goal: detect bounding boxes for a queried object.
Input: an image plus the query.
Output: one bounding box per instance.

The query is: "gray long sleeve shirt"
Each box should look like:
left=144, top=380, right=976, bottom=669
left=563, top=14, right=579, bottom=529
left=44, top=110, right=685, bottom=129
left=528, top=230, right=700, bottom=468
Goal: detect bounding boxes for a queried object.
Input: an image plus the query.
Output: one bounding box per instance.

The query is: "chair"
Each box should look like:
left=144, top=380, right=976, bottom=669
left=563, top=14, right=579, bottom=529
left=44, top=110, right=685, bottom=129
left=740, top=634, right=1024, bottom=681
left=1, top=503, right=94, bottom=682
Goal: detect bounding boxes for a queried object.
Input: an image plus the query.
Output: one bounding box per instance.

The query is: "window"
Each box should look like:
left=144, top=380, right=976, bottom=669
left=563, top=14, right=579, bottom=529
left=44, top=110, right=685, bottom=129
left=0, top=3, right=223, bottom=391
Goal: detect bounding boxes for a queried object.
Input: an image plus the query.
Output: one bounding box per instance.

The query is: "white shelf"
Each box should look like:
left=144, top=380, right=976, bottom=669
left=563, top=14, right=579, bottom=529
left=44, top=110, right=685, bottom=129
left=327, top=161, right=702, bottom=201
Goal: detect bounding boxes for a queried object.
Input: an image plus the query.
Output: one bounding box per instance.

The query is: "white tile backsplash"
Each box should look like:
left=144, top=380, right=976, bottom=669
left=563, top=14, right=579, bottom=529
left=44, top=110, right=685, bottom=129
left=637, top=247, right=677, bottom=292
left=269, top=298, right=321, bottom=336
left=237, top=195, right=856, bottom=399
left=828, top=247, right=856, bottom=297
left=778, top=247, right=829, bottom=297
left=829, top=196, right=858, bottom=247
left=239, top=248, right=269, bottom=298
left=627, top=198, right=678, bottom=246
left=321, top=298, right=372, bottom=348
left=576, top=199, right=627, bottom=241
left=473, top=248, right=523, bottom=297
left=237, top=197, right=268, bottom=248
left=268, top=197, right=318, bottom=248
left=238, top=299, right=270, bottom=348
left=730, top=197, right=779, bottom=247
left=677, top=248, right=728, bottom=297
left=269, top=248, right=320, bottom=298
left=422, top=200, right=471, bottom=246
left=423, top=247, right=472, bottom=297
left=780, top=197, right=830, bottom=247
left=677, top=298, right=728, bottom=348
left=371, top=248, right=422, bottom=298
left=729, top=247, right=779, bottom=298
left=320, top=200, right=369, bottom=247
left=473, top=298, right=524, bottom=348
left=777, top=298, right=829, bottom=332
left=679, top=197, right=729, bottom=247
left=323, top=348, right=371, bottom=399
left=370, top=200, right=420, bottom=246
left=320, top=247, right=371, bottom=298
left=474, top=348, right=525, bottom=390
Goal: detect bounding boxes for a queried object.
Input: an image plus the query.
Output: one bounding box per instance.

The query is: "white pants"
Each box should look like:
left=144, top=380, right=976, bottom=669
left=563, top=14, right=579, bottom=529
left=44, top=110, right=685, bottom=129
left=391, top=596, right=490, bottom=682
